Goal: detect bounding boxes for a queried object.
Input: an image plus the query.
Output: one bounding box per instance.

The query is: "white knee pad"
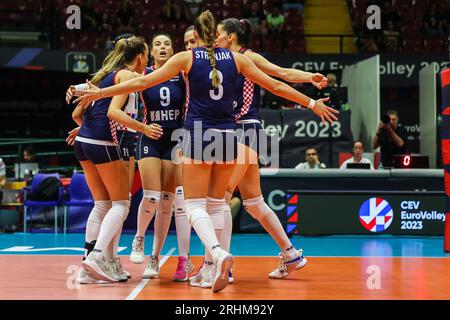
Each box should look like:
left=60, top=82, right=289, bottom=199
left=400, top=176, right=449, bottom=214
left=184, top=198, right=209, bottom=225
left=142, top=190, right=161, bottom=215
left=207, top=197, right=225, bottom=230
left=243, top=195, right=269, bottom=221
left=110, top=200, right=131, bottom=222
left=88, top=200, right=112, bottom=224
left=174, top=186, right=186, bottom=217
left=158, top=192, right=175, bottom=217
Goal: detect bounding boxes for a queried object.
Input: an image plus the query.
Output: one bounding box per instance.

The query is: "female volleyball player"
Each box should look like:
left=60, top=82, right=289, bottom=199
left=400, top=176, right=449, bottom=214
left=127, top=33, right=195, bottom=282
left=213, top=18, right=335, bottom=280
left=72, top=36, right=164, bottom=283
left=74, top=11, right=337, bottom=292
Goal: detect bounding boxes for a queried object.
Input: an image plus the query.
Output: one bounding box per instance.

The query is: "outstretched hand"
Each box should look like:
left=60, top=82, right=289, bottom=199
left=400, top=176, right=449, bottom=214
left=311, top=73, right=328, bottom=90
left=310, top=97, right=339, bottom=124
left=73, top=80, right=101, bottom=109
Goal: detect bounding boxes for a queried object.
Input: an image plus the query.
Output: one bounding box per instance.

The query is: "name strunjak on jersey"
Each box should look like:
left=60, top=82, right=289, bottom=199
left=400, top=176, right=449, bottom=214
left=195, top=50, right=232, bottom=61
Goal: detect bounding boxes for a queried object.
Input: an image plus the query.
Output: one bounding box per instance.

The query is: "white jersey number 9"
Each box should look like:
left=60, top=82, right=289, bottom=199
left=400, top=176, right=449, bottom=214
left=209, top=70, right=224, bottom=100
left=160, top=87, right=171, bottom=107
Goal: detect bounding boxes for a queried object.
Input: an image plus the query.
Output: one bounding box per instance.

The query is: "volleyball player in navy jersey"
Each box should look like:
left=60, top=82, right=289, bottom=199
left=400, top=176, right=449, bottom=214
left=214, top=18, right=335, bottom=280
left=74, top=10, right=337, bottom=293
left=126, top=33, right=194, bottom=282
left=71, top=36, right=167, bottom=283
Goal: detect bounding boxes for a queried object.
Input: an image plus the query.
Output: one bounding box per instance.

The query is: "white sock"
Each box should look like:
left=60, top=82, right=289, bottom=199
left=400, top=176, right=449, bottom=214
left=185, top=198, right=222, bottom=261
left=152, top=192, right=174, bottom=257
left=136, top=190, right=160, bottom=237
left=205, top=197, right=225, bottom=262
left=93, top=200, right=130, bottom=258
left=244, top=195, right=295, bottom=254
left=222, top=201, right=233, bottom=253
left=112, top=224, right=123, bottom=258
left=174, top=186, right=191, bottom=258
left=84, top=200, right=111, bottom=259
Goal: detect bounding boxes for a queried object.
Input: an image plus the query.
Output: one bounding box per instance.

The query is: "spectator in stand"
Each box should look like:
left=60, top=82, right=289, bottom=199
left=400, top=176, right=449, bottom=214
left=295, top=147, right=327, bottom=169
left=243, top=1, right=268, bottom=36
left=183, top=0, right=204, bottom=21
left=116, top=0, right=135, bottom=34
left=267, top=5, right=285, bottom=37
left=383, top=19, right=400, bottom=52
left=22, top=146, right=36, bottom=163
left=281, top=0, right=305, bottom=15
left=340, top=141, right=374, bottom=169
left=327, top=73, right=338, bottom=88
left=162, top=0, right=182, bottom=21
left=358, top=11, right=381, bottom=53
left=381, top=0, right=400, bottom=29
left=80, top=0, right=100, bottom=32
left=0, top=158, right=6, bottom=188
left=424, top=1, right=443, bottom=36
left=98, top=13, right=113, bottom=34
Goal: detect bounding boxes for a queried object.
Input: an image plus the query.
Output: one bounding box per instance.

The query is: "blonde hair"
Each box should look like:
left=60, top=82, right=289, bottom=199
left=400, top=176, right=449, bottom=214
left=195, top=10, right=220, bottom=88
left=91, top=36, right=147, bottom=85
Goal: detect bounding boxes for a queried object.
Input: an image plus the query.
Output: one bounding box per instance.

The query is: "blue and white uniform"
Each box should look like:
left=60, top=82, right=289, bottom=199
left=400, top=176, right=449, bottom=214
left=234, top=47, right=264, bottom=153
left=137, top=66, right=185, bottom=161
left=74, top=69, right=138, bottom=164
left=114, top=91, right=139, bottom=161
left=182, top=47, right=239, bottom=162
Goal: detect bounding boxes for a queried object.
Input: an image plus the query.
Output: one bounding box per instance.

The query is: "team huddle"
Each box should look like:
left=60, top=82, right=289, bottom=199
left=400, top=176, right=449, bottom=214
left=68, top=10, right=338, bottom=293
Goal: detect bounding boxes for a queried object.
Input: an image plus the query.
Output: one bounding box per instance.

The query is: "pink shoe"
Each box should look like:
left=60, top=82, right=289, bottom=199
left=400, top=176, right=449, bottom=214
left=173, top=256, right=194, bottom=282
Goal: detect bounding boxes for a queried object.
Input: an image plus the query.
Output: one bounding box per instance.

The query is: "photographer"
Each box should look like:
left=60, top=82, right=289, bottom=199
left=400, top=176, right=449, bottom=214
left=373, top=110, right=408, bottom=168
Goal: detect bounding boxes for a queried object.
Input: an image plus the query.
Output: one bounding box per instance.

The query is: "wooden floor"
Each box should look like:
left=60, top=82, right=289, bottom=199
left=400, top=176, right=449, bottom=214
left=1, top=255, right=450, bottom=300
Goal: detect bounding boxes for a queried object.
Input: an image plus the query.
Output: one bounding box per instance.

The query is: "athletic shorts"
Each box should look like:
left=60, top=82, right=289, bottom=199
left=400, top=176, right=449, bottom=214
left=117, top=130, right=136, bottom=161
left=136, top=128, right=180, bottom=161
left=235, top=121, right=265, bottom=154
left=74, top=139, right=121, bottom=164
left=180, top=128, right=237, bottom=163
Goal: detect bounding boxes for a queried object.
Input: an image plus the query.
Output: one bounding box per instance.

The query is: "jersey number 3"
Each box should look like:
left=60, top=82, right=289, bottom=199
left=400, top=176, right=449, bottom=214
left=209, top=70, right=224, bottom=100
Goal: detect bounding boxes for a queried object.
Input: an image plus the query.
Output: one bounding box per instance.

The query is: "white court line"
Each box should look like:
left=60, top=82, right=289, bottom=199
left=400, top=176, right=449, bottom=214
left=125, top=247, right=176, bottom=301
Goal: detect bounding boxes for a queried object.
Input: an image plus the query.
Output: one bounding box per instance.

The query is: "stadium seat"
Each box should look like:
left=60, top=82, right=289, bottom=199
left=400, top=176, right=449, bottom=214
left=22, top=173, right=64, bottom=233
left=63, top=173, right=94, bottom=234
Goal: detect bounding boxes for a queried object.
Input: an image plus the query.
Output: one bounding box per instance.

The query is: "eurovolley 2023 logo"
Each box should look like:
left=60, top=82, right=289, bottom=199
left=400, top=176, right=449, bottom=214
left=359, top=198, right=393, bottom=232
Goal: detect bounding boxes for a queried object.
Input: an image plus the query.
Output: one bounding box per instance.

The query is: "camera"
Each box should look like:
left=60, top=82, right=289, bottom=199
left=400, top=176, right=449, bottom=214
left=381, top=114, right=391, bottom=124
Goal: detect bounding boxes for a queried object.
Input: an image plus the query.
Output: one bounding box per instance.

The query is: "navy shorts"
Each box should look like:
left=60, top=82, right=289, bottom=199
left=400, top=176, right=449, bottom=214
left=235, top=121, right=265, bottom=154
left=136, top=128, right=180, bottom=161
left=117, top=130, right=136, bottom=161
left=181, top=128, right=237, bottom=163
left=74, top=140, right=121, bottom=164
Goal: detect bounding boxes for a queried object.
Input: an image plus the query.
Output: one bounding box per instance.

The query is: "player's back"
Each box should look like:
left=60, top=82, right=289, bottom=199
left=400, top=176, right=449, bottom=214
left=185, top=47, right=238, bottom=130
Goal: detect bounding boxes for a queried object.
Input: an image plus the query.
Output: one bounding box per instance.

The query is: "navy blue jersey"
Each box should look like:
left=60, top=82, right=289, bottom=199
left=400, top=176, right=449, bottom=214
left=140, top=66, right=185, bottom=129
left=78, top=69, right=132, bottom=142
left=233, top=48, right=261, bottom=122
left=185, top=47, right=239, bottom=130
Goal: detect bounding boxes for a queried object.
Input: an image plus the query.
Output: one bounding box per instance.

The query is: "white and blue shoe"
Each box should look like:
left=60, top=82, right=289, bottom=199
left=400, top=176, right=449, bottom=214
left=269, top=249, right=307, bottom=279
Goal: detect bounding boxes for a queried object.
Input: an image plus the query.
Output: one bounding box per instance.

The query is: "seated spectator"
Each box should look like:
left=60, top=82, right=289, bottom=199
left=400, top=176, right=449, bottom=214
left=80, top=0, right=100, bottom=32
left=0, top=158, right=6, bottom=188
left=267, top=6, right=285, bottom=36
left=381, top=1, right=400, bottom=29
left=295, top=147, right=327, bottom=169
left=327, top=73, right=338, bottom=88
left=116, top=0, right=135, bottom=34
left=98, top=13, right=112, bottom=34
left=425, top=1, right=443, bottom=36
left=162, top=0, right=182, bottom=21
left=243, top=1, right=268, bottom=36
left=183, top=0, right=204, bottom=21
left=383, top=20, right=400, bottom=52
left=281, top=0, right=305, bottom=15
left=340, top=141, right=374, bottom=169
left=357, top=12, right=381, bottom=53
left=22, top=146, right=36, bottom=163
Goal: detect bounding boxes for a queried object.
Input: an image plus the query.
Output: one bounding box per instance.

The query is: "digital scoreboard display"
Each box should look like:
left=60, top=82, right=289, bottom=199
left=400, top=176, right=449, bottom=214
left=285, top=191, right=445, bottom=236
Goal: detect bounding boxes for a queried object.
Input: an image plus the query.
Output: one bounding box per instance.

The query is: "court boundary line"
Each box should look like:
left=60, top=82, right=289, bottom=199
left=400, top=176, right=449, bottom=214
left=125, top=247, right=176, bottom=301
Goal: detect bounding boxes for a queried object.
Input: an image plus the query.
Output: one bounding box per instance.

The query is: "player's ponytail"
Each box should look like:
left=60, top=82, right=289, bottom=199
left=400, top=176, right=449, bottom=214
left=219, top=18, right=252, bottom=48
left=195, top=10, right=220, bottom=88
left=91, top=36, right=147, bottom=85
